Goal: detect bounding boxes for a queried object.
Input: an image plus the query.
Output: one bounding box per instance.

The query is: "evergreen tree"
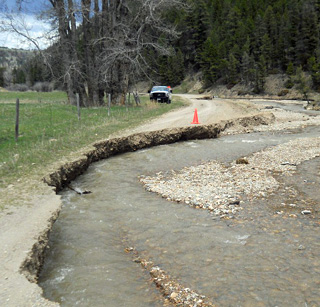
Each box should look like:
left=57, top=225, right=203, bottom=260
left=200, top=38, right=218, bottom=86
left=241, top=51, right=252, bottom=85
left=226, top=53, right=239, bottom=85
left=308, top=56, right=320, bottom=91
left=0, top=67, right=5, bottom=87
left=12, top=67, right=26, bottom=84
left=254, top=55, right=267, bottom=93
left=286, top=62, right=295, bottom=76
left=158, top=49, right=185, bottom=86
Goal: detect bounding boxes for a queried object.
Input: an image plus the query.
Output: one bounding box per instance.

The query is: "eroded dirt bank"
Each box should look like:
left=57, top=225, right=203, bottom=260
left=0, top=111, right=272, bottom=307
left=43, top=113, right=273, bottom=193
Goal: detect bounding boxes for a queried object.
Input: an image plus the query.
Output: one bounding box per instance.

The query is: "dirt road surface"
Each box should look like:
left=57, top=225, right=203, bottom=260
left=128, top=95, right=260, bottom=134
left=0, top=95, right=306, bottom=306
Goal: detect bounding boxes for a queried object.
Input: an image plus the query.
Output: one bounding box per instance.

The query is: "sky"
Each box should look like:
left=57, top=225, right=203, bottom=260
left=0, top=0, right=52, bottom=49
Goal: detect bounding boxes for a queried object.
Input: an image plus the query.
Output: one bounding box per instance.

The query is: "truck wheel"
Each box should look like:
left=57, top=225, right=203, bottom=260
left=167, top=99, right=171, bottom=104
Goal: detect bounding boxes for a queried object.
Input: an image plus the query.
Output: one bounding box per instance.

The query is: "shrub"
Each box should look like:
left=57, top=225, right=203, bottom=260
left=226, top=83, right=236, bottom=89
left=32, top=82, right=54, bottom=92
left=238, top=90, right=248, bottom=96
left=278, top=89, right=289, bottom=96
left=284, top=79, right=294, bottom=89
left=268, top=68, right=280, bottom=74
left=6, top=84, right=29, bottom=92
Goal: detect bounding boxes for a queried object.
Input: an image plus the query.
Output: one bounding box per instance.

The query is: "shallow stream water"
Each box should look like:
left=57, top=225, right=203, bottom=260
left=39, top=126, right=320, bottom=306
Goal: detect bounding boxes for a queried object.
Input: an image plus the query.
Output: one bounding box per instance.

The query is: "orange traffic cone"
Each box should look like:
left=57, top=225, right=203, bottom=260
left=191, top=108, right=200, bottom=124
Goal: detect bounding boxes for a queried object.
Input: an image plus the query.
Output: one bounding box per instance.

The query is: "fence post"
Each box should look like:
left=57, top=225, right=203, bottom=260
left=125, top=93, right=128, bottom=112
left=133, top=92, right=140, bottom=106
left=108, top=93, right=111, bottom=116
left=15, top=98, right=19, bottom=142
left=76, top=93, right=81, bottom=121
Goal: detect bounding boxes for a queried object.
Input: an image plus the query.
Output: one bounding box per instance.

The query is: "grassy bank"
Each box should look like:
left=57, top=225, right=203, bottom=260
left=0, top=92, right=186, bottom=189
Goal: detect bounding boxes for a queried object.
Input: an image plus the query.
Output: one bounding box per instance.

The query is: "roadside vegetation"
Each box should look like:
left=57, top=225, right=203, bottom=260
left=0, top=92, right=186, bottom=190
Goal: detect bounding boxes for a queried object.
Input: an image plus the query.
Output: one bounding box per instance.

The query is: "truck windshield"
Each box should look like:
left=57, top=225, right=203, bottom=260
left=151, top=86, right=169, bottom=92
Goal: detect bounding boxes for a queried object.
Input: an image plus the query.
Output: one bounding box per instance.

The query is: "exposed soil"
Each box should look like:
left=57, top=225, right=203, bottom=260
left=0, top=94, right=315, bottom=306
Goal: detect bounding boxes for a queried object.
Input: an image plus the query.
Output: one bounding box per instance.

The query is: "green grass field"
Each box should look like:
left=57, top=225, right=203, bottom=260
left=0, top=91, right=68, bottom=103
left=0, top=91, right=185, bottom=188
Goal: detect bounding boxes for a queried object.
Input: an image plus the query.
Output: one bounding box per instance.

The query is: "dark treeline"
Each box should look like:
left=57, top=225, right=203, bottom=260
left=159, top=0, right=320, bottom=93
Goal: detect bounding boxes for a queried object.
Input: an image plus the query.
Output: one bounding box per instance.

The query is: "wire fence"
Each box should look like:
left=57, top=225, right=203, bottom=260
left=0, top=94, right=146, bottom=184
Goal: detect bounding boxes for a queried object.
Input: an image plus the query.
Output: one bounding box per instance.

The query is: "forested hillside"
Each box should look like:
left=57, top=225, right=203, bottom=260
left=0, top=47, right=49, bottom=89
left=160, top=0, right=320, bottom=93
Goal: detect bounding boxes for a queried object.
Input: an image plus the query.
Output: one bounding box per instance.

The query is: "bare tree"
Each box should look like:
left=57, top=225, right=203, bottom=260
left=1, top=0, right=186, bottom=106
left=97, top=0, right=186, bottom=104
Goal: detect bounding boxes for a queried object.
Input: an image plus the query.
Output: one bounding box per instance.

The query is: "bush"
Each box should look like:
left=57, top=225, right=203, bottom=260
left=6, top=84, right=29, bottom=92
left=32, top=82, right=54, bottom=92
left=198, top=88, right=205, bottom=94
left=226, top=83, right=236, bottom=89
left=268, top=68, right=280, bottom=74
left=278, top=89, right=289, bottom=96
left=237, top=90, right=249, bottom=96
left=284, top=79, right=294, bottom=89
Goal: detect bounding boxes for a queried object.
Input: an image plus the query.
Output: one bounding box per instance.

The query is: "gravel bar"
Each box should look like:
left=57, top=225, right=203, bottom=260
left=140, top=137, right=320, bottom=218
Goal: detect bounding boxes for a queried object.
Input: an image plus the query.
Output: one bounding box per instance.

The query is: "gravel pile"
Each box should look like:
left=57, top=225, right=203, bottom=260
left=140, top=137, right=320, bottom=217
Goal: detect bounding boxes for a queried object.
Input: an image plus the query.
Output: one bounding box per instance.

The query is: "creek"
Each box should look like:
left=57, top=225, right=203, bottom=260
left=39, top=120, right=320, bottom=306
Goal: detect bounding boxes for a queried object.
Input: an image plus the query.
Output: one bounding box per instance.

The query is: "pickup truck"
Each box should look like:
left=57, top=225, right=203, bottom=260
left=149, top=86, right=172, bottom=104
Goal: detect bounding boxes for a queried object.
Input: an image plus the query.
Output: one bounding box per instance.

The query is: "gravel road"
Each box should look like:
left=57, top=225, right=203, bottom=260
left=128, top=95, right=261, bottom=133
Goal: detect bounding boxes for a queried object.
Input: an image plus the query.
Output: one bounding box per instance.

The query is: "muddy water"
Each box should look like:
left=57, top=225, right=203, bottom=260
left=39, top=127, right=320, bottom=306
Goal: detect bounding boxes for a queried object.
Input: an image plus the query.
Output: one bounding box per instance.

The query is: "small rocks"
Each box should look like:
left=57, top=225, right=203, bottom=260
left=236, top=158, right=249, bottom=165
left=301, top=210, right=312, bottom=215
left=124, top=247, right=134, bottom=253
left=281, top=162, right=297, bottom=166
left=228, top=200, right=240, bottom=206
left=288, top=203, right=297, bottom=208
left=133, top=257, right=141, bottom=263
left=125, top=247, right=214, bottom=306
left=170, top=292, right=179, bottom=299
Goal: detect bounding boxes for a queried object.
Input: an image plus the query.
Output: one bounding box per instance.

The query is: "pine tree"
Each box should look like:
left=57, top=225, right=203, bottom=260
left=0, top=67, right=5, bottom=87
left=241, top=51, right=251, bottom=85
left=308, top=56, right=320, bottom=91
left=200, top=38, right=218, bottom=86
left=226, top=53, right=239, bottom=85
left=264, top=6, right=278, bottom=67
left=254, top=55, right=267, bottom=93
